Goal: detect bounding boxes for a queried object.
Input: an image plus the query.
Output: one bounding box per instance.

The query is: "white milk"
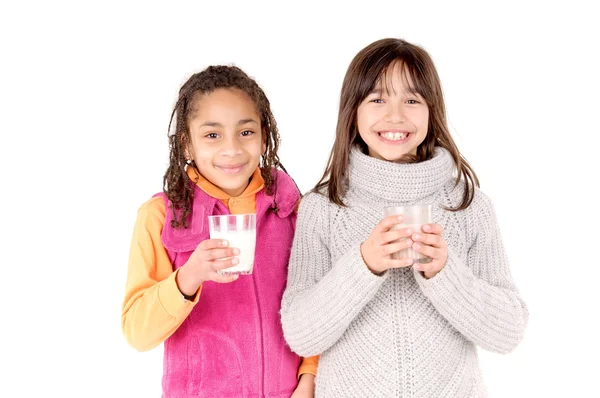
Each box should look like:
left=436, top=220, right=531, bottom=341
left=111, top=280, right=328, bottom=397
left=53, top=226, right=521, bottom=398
left=210, top=229, right=257, bottom=275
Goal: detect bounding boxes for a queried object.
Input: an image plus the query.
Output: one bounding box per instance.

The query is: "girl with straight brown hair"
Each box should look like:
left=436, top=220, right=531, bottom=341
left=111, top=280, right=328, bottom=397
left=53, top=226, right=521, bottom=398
left=281, top=38, right=528, bottom=397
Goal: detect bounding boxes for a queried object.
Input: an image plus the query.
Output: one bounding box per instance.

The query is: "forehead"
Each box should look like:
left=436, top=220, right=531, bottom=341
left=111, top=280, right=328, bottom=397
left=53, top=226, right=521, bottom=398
left=190, top=88, right=259, bottom=120
left=374, top=61, right=418, bottom=94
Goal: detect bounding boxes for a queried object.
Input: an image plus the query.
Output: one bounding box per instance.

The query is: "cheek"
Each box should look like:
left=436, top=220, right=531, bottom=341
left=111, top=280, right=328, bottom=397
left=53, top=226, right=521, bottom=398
left=246, top=140, right=263, bottom=162
left=419, top=108, right=430, bottom=130
left=356, top=119, right=370, bottom=141
left=407, top=109, right=429, bottom=135
left=356, top=108, right=373, bottom=134
left=192, top=146, right=214, bottom=161
left=360, top=106, right=386, bottom=125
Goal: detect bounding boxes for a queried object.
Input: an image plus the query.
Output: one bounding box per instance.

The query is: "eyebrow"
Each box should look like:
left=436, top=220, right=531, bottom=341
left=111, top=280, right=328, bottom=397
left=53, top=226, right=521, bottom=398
left=200, top=118, right=259, bottom=128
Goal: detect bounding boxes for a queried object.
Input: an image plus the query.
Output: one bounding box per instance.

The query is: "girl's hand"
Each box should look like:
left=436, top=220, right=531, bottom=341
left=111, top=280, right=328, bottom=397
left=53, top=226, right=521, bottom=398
left=410, top=223, right=448, bottom=279
left=360, top=215, right=415, bottom=275
left=176, top=239, right=240, bottom=296
left=291, top=374, right=315, bottom=398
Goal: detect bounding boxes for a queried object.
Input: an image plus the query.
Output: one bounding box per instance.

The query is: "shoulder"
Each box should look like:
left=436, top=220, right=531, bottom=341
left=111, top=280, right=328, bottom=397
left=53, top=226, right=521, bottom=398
left=442, top=180, right=499, bottom=232
left=292, top=191, right=333, bottom=245
left=471, top=188, right=495, bottom=212
left=469, top=188, right=499, bottom=232
left=265, top=169, right=301, bottom=218
left=443, top=180, right=495, bottom=212
left=272, top=169, right=300, bottom=195
left=447, top=183, right=499, bottom=241
left=136, top=195, right=167, bottom=225
left=297, top=190, right=334, bottom=225
left=300, top=188, right=332, bottom=209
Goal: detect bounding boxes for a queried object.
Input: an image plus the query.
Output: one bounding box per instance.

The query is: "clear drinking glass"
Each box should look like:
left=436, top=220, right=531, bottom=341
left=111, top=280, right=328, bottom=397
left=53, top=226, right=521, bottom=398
left=383, top=204, right=433, bottom=264
left=208, top=214, right=257, bottom=275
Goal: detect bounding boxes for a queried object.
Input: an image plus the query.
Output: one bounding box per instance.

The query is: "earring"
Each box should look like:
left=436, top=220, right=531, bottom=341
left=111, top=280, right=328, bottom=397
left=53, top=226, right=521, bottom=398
left=186, top=159, right=192, bottom=165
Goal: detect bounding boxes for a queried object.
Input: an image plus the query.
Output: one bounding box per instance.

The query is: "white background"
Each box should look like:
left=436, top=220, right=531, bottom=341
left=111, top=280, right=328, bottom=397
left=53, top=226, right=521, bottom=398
left=1, top=1, right=598, bottom=397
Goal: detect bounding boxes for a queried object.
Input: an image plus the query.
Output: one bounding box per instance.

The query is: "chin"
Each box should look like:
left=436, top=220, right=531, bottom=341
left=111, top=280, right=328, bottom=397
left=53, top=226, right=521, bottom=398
left=228, top=173, right=253, bottom=185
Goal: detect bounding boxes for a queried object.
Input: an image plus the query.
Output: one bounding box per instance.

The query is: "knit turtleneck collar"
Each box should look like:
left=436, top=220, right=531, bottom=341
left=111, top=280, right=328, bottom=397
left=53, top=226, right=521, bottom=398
left=347, top=145, right=455, bottom=202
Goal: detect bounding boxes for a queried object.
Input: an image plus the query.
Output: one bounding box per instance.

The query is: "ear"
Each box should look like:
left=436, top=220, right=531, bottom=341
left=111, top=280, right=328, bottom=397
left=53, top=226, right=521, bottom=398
left=181, top=133, right=193, bottom=161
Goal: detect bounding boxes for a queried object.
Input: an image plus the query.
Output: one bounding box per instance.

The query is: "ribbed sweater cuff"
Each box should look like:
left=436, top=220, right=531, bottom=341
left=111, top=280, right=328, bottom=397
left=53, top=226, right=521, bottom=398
left=412, top=247, right=469, bottom=299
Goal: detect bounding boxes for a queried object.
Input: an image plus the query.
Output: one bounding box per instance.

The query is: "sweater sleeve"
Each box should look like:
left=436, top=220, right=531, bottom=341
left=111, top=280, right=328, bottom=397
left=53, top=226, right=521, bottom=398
left=121, top=197, right=200, bottom=352
left=297, top=355, right=319, bottom=379
left=280, top=193, right=388, bottom=357
left=413, top=190, right=528, bottom=354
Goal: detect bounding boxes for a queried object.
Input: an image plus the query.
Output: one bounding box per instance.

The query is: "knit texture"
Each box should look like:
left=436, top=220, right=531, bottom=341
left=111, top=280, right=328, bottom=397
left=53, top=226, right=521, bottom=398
left=281, top=146, right=528, bottom=398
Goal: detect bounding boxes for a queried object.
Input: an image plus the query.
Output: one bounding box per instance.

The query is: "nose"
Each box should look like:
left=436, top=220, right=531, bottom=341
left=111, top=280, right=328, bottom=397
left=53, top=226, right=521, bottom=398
left=385, top=103, right=405, bottom=124
left=220, top=135, right=243, bottom=157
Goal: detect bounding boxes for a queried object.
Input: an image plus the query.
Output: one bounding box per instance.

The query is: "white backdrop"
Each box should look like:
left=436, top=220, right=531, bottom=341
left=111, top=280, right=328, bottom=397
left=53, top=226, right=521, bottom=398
left=1, top=1, right=598, bottom=397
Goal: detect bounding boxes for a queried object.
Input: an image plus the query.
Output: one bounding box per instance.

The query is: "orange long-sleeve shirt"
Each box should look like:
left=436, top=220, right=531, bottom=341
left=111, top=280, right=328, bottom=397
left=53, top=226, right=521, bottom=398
left=121, top=167, right=318, bottom=378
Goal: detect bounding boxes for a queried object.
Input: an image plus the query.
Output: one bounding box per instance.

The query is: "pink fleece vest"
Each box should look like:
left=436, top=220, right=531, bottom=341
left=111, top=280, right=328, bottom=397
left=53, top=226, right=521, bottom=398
left=156, top=170, right=301, bottom=398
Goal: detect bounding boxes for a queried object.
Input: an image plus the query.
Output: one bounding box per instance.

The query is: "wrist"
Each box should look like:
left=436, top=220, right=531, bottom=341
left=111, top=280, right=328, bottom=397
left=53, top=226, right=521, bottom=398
left=297, top=373, right=315, bottom=389
left=176, top=264, right=203, bottom=297
left=360, top=243, right=382, bottom=276
left=423, top=270, right=439, bottom=279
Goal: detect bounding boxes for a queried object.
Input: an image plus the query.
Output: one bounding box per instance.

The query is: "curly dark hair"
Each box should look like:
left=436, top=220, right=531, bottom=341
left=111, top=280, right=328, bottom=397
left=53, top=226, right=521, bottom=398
left=163, top=65, right=284, bottom=229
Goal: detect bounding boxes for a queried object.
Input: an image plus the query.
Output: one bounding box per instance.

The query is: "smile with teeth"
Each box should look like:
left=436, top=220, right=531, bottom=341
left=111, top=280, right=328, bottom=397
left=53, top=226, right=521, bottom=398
left=378, top=131, right=410, bottom=141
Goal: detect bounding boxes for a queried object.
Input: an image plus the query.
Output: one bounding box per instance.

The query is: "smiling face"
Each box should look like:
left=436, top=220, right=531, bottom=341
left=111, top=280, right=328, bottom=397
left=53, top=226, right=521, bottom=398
left=186, top=88, right=265, bottom=197
left=356, top=62, right=429, bottom=162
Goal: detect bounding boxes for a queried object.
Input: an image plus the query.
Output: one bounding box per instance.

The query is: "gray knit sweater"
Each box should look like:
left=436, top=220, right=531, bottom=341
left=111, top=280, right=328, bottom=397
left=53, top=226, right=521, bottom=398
left=281, top=146, right=528, bottom=397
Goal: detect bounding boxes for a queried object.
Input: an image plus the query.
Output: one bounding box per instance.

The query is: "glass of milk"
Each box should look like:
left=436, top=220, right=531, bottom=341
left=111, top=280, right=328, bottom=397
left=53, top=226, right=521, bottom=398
left=383, top=204, right=433, bottom=264
left=208, top=214, right=257, bottom=275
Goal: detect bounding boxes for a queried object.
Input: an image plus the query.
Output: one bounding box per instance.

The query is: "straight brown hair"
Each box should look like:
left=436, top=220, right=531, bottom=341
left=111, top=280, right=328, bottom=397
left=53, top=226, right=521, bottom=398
left=315, top=38, right=479, bottom=211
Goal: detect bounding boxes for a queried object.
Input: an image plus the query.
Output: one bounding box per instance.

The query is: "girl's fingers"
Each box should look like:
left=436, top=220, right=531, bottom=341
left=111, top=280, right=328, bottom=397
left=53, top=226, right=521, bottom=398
left=412, top=242, right=443, bottom=260
left=422, top=223, right=443, bottom=235
left=381, top=228, right=413, bottom=245
left=411, top=225, right=447, bottom=279
left=413, top=259, right=442, bottom=275
left=384, top=258, right=414, bottom=269
left=209, top=258, right=241, bottom=283
left=211, top=257, right=239, bottom=271
left=375, top=215, right=404, bottom=234
left=411, top=232, right=445, bottom=248
left=204, top=247, right=240, bottom=261
left=198, top=238, right=230, bottom=250
left=382, top=239, right=413, bottom=255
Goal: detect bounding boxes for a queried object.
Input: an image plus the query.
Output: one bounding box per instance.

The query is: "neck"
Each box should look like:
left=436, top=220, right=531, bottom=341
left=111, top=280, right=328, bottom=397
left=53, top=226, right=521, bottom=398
left=221, top=179, right=251, bottom=197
